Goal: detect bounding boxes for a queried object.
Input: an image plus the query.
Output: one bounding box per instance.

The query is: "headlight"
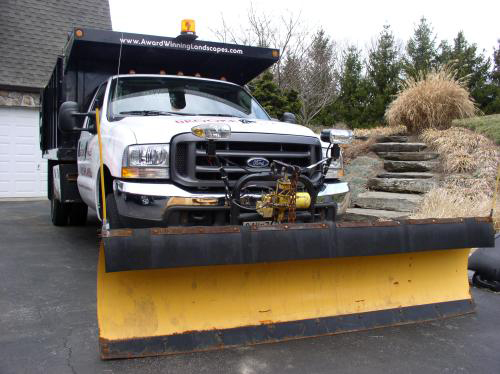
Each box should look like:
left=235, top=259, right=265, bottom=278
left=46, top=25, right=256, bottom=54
left=320, top=129, right=353, bottom=144
left=122, top=144, right=169, bottom=179
left=322, top=148, right=344, bottom=178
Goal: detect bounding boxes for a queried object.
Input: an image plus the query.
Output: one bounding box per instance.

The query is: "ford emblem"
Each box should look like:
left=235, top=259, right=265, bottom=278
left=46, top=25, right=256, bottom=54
left=246, top=157, right=270, bottom=168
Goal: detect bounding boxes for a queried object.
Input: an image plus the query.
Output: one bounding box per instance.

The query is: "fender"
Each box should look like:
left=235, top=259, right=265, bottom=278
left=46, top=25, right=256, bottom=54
left=94, top=165, right=113, bottom=221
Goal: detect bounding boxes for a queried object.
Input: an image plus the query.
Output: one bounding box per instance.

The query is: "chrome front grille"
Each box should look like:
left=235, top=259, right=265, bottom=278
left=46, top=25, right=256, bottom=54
left=170, top=133, right=321, bottom=188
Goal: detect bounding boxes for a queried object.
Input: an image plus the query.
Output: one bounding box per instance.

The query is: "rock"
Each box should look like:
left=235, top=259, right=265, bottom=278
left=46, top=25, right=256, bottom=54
left=376, top=152, right=439, bottom=161
left=0, top=97, right=15, bottom=106
left=353, top=191, right=422, bottom=212
left=377, top=172, right=435, bottom=179
left=376, top=135, right=408, bottom=143
left=371, top=142, right=427, bottom=153
left=367, top=178, right=436, bottom=194
left=344, top=208, right=409, bottom=221
left=343, top=156, right=383, bottom=199
left=21, top=95, right=36, bottom=107
left=7, top=91, right=22, bottom=99
left=384, top=160, right=439, bottom=172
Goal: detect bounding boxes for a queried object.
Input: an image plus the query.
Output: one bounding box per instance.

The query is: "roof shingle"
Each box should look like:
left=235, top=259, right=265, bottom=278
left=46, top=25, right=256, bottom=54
left=0, top=0, right=111, bottom=91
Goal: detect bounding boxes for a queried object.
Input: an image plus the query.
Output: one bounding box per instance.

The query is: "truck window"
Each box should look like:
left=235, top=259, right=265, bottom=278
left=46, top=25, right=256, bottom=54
left=108, top=77, right=270, bottom=120
left=85, top=84, right=107, bottom=129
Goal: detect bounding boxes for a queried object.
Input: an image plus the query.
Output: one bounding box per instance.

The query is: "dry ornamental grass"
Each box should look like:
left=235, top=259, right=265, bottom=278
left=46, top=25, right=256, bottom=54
left=411, top=127, right=500, bottom=227
left=420, top=127, right=498, bottom=189
left=385, top=67, right=477, bottom=132
left=410, top=187, right=498, bottom=222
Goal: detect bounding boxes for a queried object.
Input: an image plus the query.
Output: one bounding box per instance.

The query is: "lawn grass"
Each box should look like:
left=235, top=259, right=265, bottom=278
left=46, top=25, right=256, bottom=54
left=453, top=114, right=500, bottom=145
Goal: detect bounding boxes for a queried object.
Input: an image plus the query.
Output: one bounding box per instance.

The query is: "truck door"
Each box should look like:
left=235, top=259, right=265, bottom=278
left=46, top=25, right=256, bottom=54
left=77, top=84, right=107, bottom=208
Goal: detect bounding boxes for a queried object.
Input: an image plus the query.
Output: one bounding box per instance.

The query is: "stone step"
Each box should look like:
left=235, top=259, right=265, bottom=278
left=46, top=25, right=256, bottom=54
left=376, top=152, right=439, bottom=161
left=367, top=178, right=437, bottom=194
left=353, top=191, right=422, bottom=212
left=371, top=142, right=427, bottom=153
left=377, top=172, right=435, bottom=179
left=376, top=135, right=408, bottom=143
left=344, top=208, right=409, bottom=221
left=384, top=160, right=439, bottom=172
left=355, top=135, right=369, bottom=141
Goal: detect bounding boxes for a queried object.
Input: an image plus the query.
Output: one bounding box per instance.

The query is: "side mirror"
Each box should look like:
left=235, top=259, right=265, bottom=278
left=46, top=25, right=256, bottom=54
left=320, top=129, right=353, bottom=144
left=58, top=102, right=80, bottom=132
left=281, top=112, right=297, bottom=124
left=58, top=101, right=96, bottom=133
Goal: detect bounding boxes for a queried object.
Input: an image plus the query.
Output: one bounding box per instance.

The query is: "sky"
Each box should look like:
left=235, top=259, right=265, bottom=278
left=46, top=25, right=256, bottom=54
left=109, top=0, right=499, bottom=57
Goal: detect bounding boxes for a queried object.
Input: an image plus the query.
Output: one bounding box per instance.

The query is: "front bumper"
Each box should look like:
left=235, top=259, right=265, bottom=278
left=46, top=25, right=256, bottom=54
left=113, top=179, right=351, bottom=225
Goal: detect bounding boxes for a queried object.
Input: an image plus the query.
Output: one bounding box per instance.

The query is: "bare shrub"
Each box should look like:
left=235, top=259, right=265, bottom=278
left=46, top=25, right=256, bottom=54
left=343, top=125, right=407, bottom=164
left=385, top=66, right=477, bottom=132
left=353, top=124, right=407, bottom=138
left=343, top=138, right=377, bottom=164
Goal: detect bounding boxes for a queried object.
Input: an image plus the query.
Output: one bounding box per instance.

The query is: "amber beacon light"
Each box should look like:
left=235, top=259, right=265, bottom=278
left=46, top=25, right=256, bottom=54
left=178, top=19, right=198, bottom=42
left=181, top=19, right=196, bottom=35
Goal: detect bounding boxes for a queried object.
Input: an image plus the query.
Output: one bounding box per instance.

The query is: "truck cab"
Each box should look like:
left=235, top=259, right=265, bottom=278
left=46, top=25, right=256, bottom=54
left=41, top=27, right=350, bottom=228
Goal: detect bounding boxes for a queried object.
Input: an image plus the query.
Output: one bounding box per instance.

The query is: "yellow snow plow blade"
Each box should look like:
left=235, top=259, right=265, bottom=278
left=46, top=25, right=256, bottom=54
left=97, top=218, right=494, bottom=359
left=98, top=246, right=473, bottom=359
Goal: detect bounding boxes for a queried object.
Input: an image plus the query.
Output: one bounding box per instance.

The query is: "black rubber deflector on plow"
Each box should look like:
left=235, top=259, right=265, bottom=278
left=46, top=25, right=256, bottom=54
left=102, top=217, right=495, bottom=272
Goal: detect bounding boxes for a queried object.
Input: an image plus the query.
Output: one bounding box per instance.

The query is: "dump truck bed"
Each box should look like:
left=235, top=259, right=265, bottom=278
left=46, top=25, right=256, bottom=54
left=40, top=27, right=279, bottom=159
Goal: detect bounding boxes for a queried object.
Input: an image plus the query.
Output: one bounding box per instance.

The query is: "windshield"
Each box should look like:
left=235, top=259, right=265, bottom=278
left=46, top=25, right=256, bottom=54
left=108, top=76, right=270, bottom=120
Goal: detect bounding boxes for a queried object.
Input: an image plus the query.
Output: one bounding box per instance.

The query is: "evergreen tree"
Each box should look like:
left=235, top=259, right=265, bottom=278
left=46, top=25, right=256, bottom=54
left=493, top=40, right=500, bottom=85
left=437, top=31, right=491, bottom=109
left=249, top=70, right=301, bottom=119
left=483, top=40, right=500, bottom=114
left=318, top=45, right=370, bottom=128
left=366, top=24, right=402, bottom=125
left=404, top=17, right=437, bottom=78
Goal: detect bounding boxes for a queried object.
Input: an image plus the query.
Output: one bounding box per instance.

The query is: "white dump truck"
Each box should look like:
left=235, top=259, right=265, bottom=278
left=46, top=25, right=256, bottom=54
left=40, top=25, right=351, bottom=228
left=40, top=24, right=494, bottom=360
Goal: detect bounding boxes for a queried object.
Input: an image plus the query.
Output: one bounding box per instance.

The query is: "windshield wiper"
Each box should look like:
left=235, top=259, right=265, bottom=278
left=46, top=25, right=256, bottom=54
left=197, top=113, right=241, bottom=118
left=119, top=110, right=174, bottom=116
left=168, top=112, right=197, bottom=116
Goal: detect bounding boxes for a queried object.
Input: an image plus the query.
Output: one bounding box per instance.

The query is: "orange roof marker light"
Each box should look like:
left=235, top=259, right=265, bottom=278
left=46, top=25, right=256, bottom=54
left=75, top=29, right=84, bottom=38
left=178, top=19, right=198, bottom=42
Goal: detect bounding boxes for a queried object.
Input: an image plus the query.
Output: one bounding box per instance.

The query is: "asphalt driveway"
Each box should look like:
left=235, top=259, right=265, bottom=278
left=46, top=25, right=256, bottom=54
left=1, top=200, right=499, bottom=374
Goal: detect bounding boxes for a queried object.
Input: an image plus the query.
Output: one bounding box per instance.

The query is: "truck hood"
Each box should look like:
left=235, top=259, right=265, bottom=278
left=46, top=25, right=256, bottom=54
left=113, top=115, right=317, bottom=144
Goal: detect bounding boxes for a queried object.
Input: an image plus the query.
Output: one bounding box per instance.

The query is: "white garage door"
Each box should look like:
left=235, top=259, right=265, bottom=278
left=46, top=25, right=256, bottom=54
left=0, top=107, right=47, bottom=198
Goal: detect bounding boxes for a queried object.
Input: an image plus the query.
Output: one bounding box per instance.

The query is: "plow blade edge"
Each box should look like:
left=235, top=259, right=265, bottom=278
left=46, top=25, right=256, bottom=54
left=97, top=217, right=494, bottom=359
